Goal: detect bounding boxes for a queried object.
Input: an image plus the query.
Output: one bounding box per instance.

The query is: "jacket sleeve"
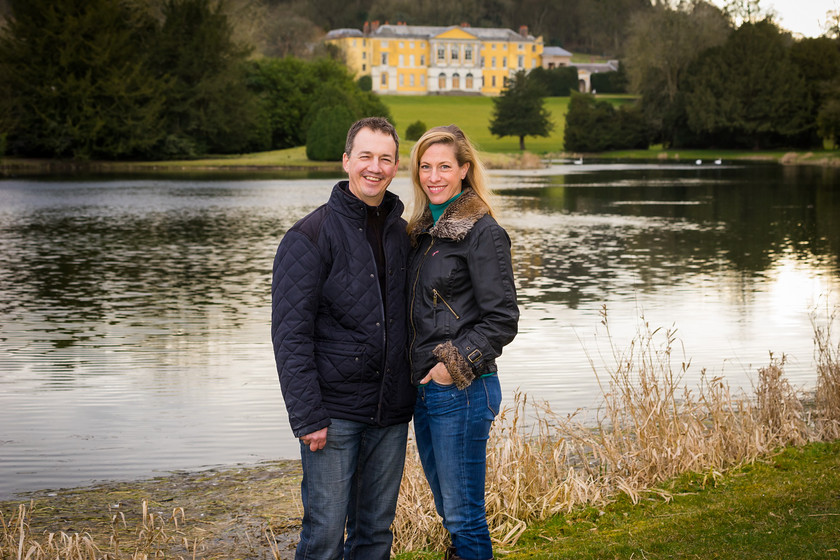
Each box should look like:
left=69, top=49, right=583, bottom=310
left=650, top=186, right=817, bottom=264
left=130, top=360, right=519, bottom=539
left=433, top=221, right=519, bottom=389
left=271, top=230, right=331, bottom=437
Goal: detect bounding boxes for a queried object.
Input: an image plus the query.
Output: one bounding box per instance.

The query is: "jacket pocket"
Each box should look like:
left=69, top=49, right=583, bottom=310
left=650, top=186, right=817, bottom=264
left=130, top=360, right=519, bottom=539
left=432, top=288, right=460, bottom=328
left=314, top=339, right=367, bottom=390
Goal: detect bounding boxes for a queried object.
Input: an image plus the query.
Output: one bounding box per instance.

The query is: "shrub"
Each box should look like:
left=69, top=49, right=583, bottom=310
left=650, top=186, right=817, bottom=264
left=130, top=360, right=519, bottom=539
left=357, top=75, right=372, bottom=92
left=529, top=66, right=579, bottom=96
left=590, top=65, right=628, bottom=94
left=564, top=92, right=650, bottom=152
left=306, top=105, right=356, bottom=161
left=405, top=120, right=426, bottom=141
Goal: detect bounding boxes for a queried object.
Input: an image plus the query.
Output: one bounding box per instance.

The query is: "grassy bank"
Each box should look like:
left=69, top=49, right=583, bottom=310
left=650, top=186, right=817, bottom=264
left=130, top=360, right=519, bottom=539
left=397, top=441, right=840, bottom=560
left=600, top=146, right=840, bottom=166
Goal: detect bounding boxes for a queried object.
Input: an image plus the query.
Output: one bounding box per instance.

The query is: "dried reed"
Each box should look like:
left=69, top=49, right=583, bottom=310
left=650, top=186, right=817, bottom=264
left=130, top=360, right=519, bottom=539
left=392, top=305, right=840, bottom=554
left=813, top=305, right=840, bottom=439
left=1, top=500, right=189, bottom=560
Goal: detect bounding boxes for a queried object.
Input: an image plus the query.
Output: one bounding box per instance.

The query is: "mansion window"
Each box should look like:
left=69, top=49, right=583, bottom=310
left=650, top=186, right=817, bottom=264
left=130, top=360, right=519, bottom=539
left=381, top=53, right=388, bottom=65
left=453, top=73, right=460, bottom=89
left=451, top=46, right=459, bottom=60
left=438, top=73, right=446, bottom=89
left=466, top=73, right=474, bottom=89
left=518, top=55, right=524, bottom=68
left=465, top=46, right=472, bottom=61
left=437, top=46, right=445, bottom=61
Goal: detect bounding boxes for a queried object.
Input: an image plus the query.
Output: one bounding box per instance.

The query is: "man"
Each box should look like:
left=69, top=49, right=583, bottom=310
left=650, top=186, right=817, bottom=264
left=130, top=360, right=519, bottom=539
left=271, top=117, right=416, bottom=560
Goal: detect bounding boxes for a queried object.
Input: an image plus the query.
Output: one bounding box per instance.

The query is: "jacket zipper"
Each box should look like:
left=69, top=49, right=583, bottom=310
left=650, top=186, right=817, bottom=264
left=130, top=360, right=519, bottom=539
left=408, top=237, right=435, bottom=374
left=370, top=209, right=389, bottom=424
left=432, top=288, right=460, bottom=319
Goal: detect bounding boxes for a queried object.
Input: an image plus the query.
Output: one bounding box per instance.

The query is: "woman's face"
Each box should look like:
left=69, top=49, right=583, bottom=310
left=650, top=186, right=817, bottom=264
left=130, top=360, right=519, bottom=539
left=417, top=142, right=469, bottom=205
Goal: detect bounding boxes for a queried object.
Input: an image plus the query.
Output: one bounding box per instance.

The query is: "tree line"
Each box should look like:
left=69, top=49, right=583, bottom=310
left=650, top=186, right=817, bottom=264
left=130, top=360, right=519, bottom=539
left=0, top=0, right=389, bottom=160
left=559, top=2, right=840, bottom=152
left=2, top=0, right=839, bottom=159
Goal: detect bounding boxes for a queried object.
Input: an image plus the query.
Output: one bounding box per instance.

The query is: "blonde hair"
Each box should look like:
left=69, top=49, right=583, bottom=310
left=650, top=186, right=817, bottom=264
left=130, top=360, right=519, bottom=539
left=407, top=125, right=496, bottom=231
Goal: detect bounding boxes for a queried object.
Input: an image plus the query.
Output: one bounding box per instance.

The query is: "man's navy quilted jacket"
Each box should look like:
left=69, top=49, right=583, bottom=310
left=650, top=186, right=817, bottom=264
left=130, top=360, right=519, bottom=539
left=271, top=182, right=416, bottom=438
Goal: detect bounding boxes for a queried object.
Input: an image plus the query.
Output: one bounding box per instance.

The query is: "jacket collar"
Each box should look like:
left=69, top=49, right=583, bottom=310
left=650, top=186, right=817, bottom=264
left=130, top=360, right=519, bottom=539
left=330, top=181, right=401, bottom=223
left=409, top=187, right=489, bottom=243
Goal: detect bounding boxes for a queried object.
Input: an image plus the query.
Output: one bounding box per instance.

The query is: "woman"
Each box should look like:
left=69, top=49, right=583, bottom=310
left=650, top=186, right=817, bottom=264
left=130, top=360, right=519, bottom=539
left=407, top=125, right=519, bottom=560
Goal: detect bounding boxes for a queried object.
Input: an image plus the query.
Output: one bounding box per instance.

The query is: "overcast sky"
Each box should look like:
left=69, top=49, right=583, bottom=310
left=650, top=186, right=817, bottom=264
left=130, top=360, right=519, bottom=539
left=711, top=0, right=835, bottom=37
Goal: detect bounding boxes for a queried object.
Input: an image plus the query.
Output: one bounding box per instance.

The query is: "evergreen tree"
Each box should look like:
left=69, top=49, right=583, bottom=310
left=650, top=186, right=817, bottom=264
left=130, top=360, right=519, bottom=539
left=0, top=0, right=167, bottom=159
left=489, top=70, right=554, bottom=151
left=564, top=92, right=649, bottom=152
left=306, top=105, right=356, bottom=161
left=682, top=21, right=813, bottom=149
left=528, top=66, right=579, bottom=96
left=151, top=0, right=268, bottom=156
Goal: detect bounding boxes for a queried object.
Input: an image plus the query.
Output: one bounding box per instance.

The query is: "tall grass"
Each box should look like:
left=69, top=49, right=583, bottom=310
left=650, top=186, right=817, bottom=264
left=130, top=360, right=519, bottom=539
left=392, top=305, right=840, bottom=553
left=813, top=306, right=840, bottom=439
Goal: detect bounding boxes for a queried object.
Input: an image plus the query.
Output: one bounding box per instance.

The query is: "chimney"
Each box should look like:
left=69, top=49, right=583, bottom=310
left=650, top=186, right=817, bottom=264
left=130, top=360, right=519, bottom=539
left=519, top=25, right=528, bottom=37
left=372, top=20, right=380, bottom=33
left=460, top=22, right=470, bottom=27
left=363, top=21, right=370, bottom=35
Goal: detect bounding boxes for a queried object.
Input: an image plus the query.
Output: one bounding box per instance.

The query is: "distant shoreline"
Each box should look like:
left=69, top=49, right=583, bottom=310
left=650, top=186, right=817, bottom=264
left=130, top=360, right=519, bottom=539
left=2, top=148, right=839, bottom=178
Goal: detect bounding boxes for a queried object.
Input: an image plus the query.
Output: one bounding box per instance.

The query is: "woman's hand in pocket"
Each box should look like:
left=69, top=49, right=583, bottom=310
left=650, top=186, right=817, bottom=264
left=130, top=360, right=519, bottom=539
left=420, top=362, right=454, bottom=386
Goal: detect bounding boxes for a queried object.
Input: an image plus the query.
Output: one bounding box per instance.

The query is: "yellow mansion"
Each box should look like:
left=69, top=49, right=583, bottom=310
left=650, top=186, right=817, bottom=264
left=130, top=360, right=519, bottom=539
left=324, top=22, right=550, bottom=96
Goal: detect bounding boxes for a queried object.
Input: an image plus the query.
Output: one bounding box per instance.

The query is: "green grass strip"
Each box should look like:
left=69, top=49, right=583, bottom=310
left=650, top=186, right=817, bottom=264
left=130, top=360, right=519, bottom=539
left=397, top=441, right=840, bottom=560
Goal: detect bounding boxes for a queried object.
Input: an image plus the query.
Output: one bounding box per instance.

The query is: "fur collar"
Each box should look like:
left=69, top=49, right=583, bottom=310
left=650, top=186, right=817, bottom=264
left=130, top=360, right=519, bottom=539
left=409, top=188, right=489, bottom=243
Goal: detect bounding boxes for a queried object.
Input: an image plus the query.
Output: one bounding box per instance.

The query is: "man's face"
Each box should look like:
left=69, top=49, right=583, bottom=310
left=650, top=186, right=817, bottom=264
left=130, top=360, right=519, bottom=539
left=342, top=128, right=399, bottom=206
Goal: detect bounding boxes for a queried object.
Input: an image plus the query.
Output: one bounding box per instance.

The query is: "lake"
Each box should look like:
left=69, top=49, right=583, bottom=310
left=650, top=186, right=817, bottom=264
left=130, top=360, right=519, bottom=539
left=1, top=160, right=839, bottom=499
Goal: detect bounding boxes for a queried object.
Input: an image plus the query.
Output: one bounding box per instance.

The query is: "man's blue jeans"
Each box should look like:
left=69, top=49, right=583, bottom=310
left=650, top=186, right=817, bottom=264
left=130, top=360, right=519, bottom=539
left=296, top=419, right=409, bottom=560
left=414, top=375, right=502, bottom=560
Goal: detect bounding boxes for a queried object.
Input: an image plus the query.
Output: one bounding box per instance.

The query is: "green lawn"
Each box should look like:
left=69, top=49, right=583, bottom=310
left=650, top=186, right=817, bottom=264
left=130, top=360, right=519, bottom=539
left=396, top=441, right=840, bottom=560
left=383, top=95, right=570, bottom=155
left=383, top=94, right=638, bottom=156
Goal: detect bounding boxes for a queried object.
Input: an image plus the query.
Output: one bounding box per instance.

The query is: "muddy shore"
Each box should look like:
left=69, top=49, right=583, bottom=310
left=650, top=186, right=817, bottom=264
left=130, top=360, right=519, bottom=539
left=1, top=460, right=304, bottom=559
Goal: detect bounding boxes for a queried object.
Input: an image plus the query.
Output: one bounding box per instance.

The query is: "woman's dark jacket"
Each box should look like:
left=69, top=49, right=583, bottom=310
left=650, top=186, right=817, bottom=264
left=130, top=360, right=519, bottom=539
left=408, top=187, right=519, bottom=389
left=271, top=182, right=415, bottom=438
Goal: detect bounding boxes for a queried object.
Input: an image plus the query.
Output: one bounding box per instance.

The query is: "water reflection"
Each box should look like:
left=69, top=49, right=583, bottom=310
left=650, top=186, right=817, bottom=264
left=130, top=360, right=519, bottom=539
left=1, top=162, right=839, bottom=499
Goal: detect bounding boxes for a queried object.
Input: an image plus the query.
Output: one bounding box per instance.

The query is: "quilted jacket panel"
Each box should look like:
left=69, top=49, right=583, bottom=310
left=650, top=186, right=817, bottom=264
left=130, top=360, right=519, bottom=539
left=271, top=182, right=415, bottom=437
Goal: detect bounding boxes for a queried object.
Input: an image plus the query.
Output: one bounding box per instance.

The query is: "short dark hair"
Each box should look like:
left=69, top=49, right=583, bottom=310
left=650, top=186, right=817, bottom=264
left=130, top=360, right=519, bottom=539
left=345, top=117, right=400, bottom=158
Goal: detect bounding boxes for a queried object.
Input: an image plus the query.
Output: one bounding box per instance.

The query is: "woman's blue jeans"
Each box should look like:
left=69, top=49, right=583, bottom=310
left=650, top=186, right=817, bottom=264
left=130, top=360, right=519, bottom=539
left=414, top=375, right=502, bottom=560
left=296, top=419, right=409, bottom=560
